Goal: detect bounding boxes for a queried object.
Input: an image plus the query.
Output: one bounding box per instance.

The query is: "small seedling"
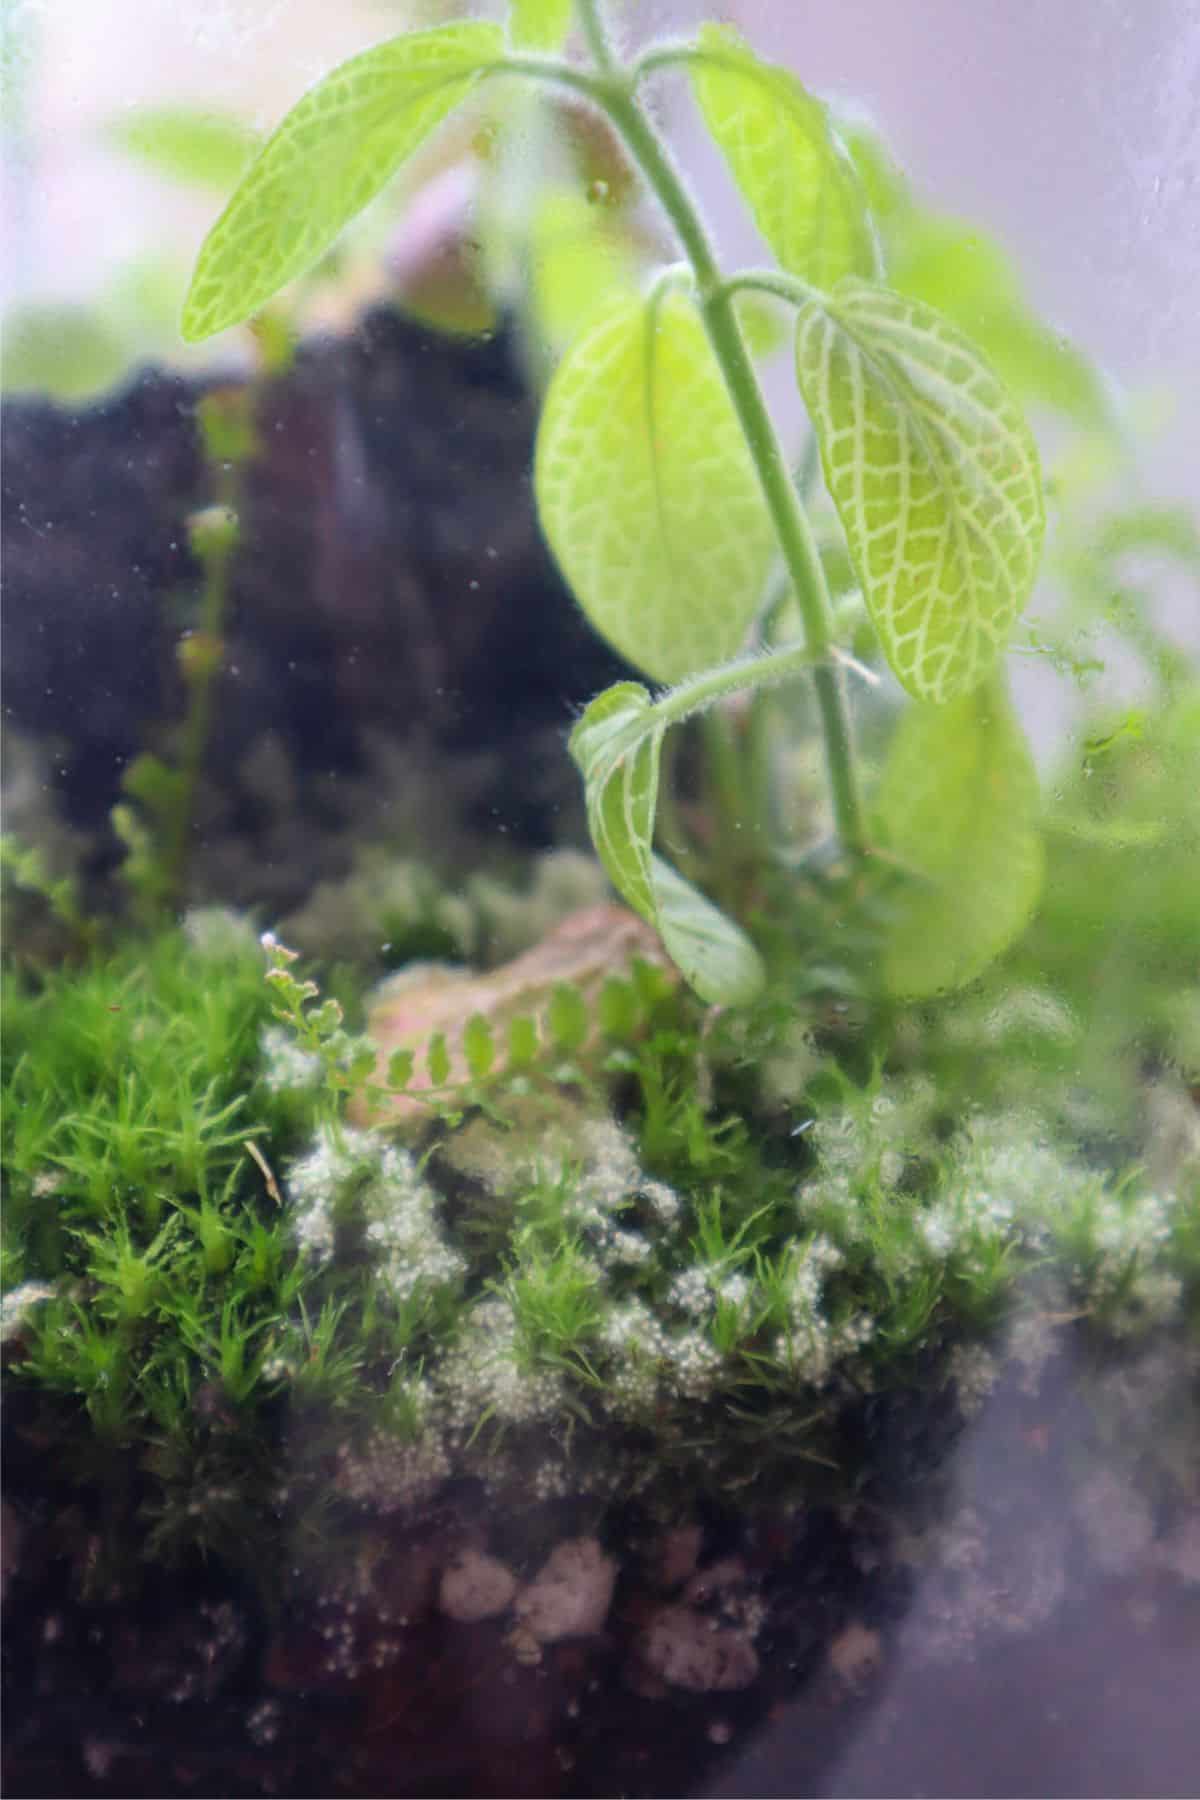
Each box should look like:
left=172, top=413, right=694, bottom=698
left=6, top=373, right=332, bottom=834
left=182, top=0, right=1057, bottom=1007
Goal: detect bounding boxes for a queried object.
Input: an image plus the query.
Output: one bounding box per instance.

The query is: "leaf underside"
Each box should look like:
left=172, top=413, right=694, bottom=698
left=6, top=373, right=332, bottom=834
left=795, top=278, right=1045, bottom=703
left=536, top=287, right=775, bottom=683
left=876, top=677, right=1044, bottom=996
left=182, top=23, right=504, bottom=341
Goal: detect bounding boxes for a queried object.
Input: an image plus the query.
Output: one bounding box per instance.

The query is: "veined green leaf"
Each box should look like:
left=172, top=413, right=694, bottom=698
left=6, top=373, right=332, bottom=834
left=570, top=682, right=662, bottom=922
left=426, top=1030, right=451, bottom=1087
left=536, top=286, right=775, bottom=682
left=508, top=0, right=572, bottom=52
left=182, top=23, right=504, bottom=341
left=690, top=25, right=877, bottom=291
left=795, top=278, right=1045, bottom=703
left=570, top=683, right=765, bottom=1005
left=107, top=107, right=260, bottom=193
left=876, top=678, right=1043, bottom=996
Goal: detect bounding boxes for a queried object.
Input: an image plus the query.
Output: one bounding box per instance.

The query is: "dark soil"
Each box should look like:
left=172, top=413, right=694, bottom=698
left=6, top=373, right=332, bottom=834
left=1, top=308, right=630, bottom=912
left=5, top=1338, right=1198, bottom=1798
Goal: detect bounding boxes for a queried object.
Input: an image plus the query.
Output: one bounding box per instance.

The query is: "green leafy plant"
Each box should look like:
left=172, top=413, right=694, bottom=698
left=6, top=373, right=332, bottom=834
left=180, top=0, right=1063, bottom=1008
left=113, top=387, right=259, bottom=920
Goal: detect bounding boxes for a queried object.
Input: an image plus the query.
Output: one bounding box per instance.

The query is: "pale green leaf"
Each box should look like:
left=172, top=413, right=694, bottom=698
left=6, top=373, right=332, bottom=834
left=1, top=303, right=127, bottom=400
left=107, top=107, right=260, bottom=192
left=506, top=1014, right=540, bottom=1066
left=529, top=186, right=638, bottom=354
left=508, top=0, right=572, bottom=52
left=462, top=1012, right=495, bottom=1080
left=426, top=1030, right=451, bottom=1087
left=536, top=287, right=775, bottom=681
left=691, top=24, right=877, bottom=291
left=569, top=682, right=765, bottom=1006
left=840, top=118, right=1108, bottom=430
left=569, top=683, right=661, bottom=921
left=795, top=278, right=1045, bottom=703
left=877, top=678, right=1043, bottom=996
left=649, top=855, right=765, bottom=1006
left=598, top=975, right=638, bottom=1039
left=548, top=983, right=589, bottom=1051
left=734, top=293, right=787, bottom=359
left=182, top=23, right=504, bottom=341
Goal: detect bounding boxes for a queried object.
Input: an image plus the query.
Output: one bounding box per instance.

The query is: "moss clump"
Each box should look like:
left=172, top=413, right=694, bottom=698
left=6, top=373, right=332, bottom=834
left=3, top=681, right=1198, bottom=1598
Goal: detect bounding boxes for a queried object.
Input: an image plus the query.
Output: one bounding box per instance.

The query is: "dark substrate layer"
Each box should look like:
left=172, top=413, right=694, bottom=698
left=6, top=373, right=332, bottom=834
left=1, top=308, right=630, bottom=914
left=4, top=1334, right=1199, bottom=1799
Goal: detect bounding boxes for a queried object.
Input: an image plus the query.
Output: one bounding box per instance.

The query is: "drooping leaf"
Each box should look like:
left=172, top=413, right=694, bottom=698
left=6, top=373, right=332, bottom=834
left=876, top=677, right=1043, bottom=996
left=106, top=107, right=260, bottom=192
left=795, top=278, right=1045, bottom=703
left=508, top=0, right=573, bottom=52
left=569, top=682, right=765, bottom=1005
left=536, top=287, right=775, bottom=681
left=690, top=25, right=877, bottom=291
left=182, top=23, right=504, bottom=341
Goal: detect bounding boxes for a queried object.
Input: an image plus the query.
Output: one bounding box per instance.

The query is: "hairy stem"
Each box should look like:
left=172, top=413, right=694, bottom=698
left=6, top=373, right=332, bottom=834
left=568, top=3, right=866, bottom=852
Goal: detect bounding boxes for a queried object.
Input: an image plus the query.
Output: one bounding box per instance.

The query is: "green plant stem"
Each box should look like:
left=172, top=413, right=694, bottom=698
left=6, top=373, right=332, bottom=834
left=558, top=5, right=867, bottom=854
left=168, top=556, right=230, bottom=903
left=575, top=0, right=619, bottom=72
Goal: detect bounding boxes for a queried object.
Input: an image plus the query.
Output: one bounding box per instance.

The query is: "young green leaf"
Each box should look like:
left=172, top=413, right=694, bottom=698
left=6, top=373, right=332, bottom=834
left=107, top=108, right=260, bottom=193
left=598, top=975, right=638, bottom=1040
left=570, top=682, right=765, bottom=1005
left=547, top=983, right=589, bottom=1052
left=690, top=24, right=877, bottom=292
left=839, top=119, right=1109, bottom=431
left=570, top=682, right=662, bottom=922
left=506, top=1014, right=540, bottom=1067
left=876, top=677, right=1043, bottom=996
left=508, top=0, right=572, bottom=52
left=648, top=854, right=765, bottom=1006
left=535, top=287, right=775, bottom=682
left=530, top=186, right=639, bottom=354
left=462, top=1013, right=495, bottom=1080
left=182, top=23, right=504, bottom=341
left=795, top=279, right=1045, bottom=703
left=426, top=1031, right=451, bottom=1088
